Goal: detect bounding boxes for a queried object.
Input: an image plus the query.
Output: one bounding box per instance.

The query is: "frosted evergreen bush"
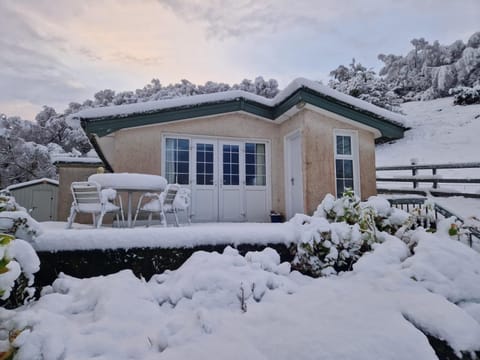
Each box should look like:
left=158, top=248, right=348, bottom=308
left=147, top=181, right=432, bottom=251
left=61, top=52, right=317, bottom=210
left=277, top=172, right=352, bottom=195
left=450, top=85, right=480, bottom=105
left=292, top=190, right=412, bottom=277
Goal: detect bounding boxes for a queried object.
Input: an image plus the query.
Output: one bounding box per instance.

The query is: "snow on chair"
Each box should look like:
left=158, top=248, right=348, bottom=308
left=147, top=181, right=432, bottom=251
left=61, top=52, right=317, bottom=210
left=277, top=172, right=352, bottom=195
left=66, top=181, right=124, bottom=229
left=133, top=184, right=191, bottom=227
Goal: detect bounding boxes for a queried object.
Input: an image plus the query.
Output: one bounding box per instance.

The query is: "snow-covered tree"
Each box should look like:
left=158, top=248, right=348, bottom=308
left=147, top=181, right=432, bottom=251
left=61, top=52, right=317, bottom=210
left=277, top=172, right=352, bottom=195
left=329, top=59, right=401, bottom=112
left=378, top=32, right=480, bottom=100
left=34, top=106, right=91, bottom=153
left=93, top=89, right=116, bottom=106
left=0, top=134, right=56, bottom=188
left=0, top=108, right=90, bottom=188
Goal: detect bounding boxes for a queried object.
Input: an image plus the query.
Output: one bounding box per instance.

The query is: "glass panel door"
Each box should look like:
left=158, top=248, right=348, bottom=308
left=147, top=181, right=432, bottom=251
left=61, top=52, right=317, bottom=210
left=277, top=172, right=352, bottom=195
left=191, top=140, right=218, bottom=222
left=196, top=143, right=214, bottom=185
left=219, top=141, right=244, bottom=221
left=222, top=144, right=240, bottom=186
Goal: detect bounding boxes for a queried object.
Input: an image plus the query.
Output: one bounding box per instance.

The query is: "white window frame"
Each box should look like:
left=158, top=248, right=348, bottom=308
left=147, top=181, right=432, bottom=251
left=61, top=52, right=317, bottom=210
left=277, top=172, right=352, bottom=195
left=163, top=136, right=191, bottom=185
left=161, top=133, right=271, bottom=188
left=333, top=129, right=360, bottom=198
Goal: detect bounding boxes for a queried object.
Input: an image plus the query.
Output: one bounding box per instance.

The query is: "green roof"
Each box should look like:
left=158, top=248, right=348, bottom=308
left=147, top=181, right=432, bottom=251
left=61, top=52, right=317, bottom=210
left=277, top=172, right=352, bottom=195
left=79, top=87, right=406, bottom=142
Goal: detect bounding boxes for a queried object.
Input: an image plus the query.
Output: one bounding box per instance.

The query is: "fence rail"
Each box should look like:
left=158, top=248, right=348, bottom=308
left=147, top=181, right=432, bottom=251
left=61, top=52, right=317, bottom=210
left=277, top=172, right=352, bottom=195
left=376, top=161, right=480, bottom=193
left=377, top=162, right=480, bottom=171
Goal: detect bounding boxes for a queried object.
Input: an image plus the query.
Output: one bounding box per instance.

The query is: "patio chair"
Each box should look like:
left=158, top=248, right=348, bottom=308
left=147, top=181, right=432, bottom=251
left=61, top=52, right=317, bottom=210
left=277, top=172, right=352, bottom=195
left=133, top=184, right=190, bottom=227
left=66, top=181, right=124, bottom=229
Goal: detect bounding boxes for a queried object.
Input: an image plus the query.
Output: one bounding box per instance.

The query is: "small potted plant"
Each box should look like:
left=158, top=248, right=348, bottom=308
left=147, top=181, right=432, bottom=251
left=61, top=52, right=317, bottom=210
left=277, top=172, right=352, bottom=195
left=270, top=210, right=284, bottom=223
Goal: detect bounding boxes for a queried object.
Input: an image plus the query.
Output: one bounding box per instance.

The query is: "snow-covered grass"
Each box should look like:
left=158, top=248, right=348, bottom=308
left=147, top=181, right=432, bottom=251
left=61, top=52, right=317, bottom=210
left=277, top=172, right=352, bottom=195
left=377, top=97, right=480, bottom=167
left=2, top=232, right=480, bottom=360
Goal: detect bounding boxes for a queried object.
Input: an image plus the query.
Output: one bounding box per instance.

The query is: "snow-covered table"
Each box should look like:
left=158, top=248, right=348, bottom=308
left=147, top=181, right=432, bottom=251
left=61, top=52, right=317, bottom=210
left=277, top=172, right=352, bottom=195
left=88, top=173, right=168, bottom=227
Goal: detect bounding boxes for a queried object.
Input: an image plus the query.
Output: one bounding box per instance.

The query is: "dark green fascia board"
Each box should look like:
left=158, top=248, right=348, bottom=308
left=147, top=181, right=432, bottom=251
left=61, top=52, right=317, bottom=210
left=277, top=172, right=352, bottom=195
left=294, top=88, right=406, bottom=139
left=81, top=89, right=406, bottom=140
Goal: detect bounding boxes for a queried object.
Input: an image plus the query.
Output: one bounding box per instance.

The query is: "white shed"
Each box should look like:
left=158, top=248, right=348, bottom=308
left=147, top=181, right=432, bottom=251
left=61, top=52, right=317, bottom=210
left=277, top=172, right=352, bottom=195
left=6, top=178, right=59, bottom=221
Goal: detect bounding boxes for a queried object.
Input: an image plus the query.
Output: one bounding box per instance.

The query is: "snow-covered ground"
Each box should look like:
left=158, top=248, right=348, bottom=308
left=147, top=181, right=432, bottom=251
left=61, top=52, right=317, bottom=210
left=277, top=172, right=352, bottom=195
left=2, top=231, right=480, bottom=360
left=377, top=97, right=480, bottom=167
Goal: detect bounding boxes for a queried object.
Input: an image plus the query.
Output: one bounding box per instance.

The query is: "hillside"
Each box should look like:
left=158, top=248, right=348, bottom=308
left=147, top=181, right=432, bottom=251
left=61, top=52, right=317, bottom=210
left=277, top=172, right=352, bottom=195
left=377, top=97, right=480, bottom=166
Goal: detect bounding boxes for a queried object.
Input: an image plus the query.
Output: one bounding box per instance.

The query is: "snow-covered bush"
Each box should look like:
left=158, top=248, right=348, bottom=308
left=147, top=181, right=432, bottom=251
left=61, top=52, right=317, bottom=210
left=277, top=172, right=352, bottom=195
left=450, top=85, right=480, bottom=105
left=0, top=194, right=40, bottom=308
left=292, top=191, right=412, bottom=277
left=148, top=246, right=298, bottom=311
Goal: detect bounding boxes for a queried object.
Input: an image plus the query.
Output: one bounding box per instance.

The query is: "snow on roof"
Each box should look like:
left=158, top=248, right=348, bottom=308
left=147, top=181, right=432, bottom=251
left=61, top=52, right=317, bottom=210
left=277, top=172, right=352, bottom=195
left=72, top=90, right=271, bottom=121
left=284, top=78, right=407, bottom=125
left=5, top=178, right=59, bottom=191
left=72, top=78, right=407, bottom=126
left=51, top=155, right=103, bottom=164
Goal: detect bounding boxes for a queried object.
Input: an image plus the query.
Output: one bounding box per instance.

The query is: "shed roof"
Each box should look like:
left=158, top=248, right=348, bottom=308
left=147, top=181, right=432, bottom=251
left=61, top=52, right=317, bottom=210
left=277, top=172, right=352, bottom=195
left=5, top=178, right=59, bottom=191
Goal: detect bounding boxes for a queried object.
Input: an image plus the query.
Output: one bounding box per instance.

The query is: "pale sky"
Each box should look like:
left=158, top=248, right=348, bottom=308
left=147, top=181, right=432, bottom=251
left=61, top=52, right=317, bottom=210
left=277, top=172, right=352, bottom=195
left=0, top=0, right=479, bottom=120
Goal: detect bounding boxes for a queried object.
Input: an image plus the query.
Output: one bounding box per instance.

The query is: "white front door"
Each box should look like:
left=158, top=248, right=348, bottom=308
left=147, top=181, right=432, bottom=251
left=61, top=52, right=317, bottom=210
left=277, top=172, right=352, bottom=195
left=191, top=140, right=218, bottom=222
left=285, top=131, right=304, bottom=219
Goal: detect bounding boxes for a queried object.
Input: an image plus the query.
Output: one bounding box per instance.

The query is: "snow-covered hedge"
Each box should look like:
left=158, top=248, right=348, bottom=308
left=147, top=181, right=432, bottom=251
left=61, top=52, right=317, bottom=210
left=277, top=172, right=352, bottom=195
left=292, top=191, right=412, bottom=277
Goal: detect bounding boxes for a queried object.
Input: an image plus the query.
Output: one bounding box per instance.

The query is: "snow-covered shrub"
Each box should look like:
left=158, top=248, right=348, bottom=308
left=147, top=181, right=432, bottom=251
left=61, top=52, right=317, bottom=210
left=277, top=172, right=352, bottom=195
left=148, top=246, right=298, bottom=311
left=292, top=191, right=412, bottom=277
left=450, top=85, right=480, bottom=105
left=0, top=194, right=41, bottom=242
left=0, top=194, right=40, bottom=308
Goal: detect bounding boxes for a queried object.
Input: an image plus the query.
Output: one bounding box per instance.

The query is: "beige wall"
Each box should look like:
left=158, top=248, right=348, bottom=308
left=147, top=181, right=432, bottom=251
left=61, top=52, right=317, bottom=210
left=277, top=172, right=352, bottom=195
left=302, top=109, right=377, bottom=214
left=112, top=113, right=286, bottom=212
left=101, top=109, right=377, bottom=218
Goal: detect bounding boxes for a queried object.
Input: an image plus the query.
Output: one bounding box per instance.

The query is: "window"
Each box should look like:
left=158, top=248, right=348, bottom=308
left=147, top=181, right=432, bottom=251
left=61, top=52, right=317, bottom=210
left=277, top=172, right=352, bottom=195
left=165, top=138, right=189, bottom=184
left=334, top=132, right=357, bottom=197
left=196, top=143, right=214, bottom=185
left=245, top=143, right=266, bottom=186
left=223, top=144, right=239, bottom=185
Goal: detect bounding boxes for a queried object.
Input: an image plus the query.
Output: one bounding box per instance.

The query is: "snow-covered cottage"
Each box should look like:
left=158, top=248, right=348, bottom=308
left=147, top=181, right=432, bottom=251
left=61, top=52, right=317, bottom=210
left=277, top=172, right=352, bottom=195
left=69, top=78, right=407, bottom=223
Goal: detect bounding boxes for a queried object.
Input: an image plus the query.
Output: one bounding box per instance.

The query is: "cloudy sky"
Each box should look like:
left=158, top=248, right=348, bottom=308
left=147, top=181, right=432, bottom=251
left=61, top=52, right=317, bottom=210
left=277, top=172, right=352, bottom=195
left=1, top=0, right=478, bottom=119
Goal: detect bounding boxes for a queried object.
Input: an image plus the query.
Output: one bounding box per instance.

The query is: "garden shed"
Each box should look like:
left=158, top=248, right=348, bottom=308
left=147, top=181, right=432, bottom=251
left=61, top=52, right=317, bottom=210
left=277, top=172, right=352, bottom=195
left=5, top=178, right=59, bottom=221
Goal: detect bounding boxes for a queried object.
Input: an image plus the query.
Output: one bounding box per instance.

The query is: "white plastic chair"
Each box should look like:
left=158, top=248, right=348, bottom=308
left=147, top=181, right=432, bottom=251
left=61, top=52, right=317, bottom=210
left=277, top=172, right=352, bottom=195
left=133, top=184, right=190, bottom=227
left=66, top=181, right=124, bottom=229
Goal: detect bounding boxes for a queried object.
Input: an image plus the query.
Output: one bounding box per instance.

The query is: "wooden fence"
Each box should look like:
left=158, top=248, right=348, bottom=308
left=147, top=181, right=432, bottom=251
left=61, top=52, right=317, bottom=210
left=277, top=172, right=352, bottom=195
left=376, top=161, right=480, bottom=197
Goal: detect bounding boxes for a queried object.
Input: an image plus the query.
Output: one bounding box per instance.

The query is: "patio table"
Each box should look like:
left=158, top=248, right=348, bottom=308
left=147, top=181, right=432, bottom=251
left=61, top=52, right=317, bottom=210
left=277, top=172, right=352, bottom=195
left=88, top=173, right=168, bottom=227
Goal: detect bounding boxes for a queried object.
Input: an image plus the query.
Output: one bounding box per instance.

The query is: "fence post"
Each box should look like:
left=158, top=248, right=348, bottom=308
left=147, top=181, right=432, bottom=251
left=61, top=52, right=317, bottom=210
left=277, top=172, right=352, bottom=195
left=432, top=167, right=438, bottom=189
left=411, top=159, right=418, bottom=189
